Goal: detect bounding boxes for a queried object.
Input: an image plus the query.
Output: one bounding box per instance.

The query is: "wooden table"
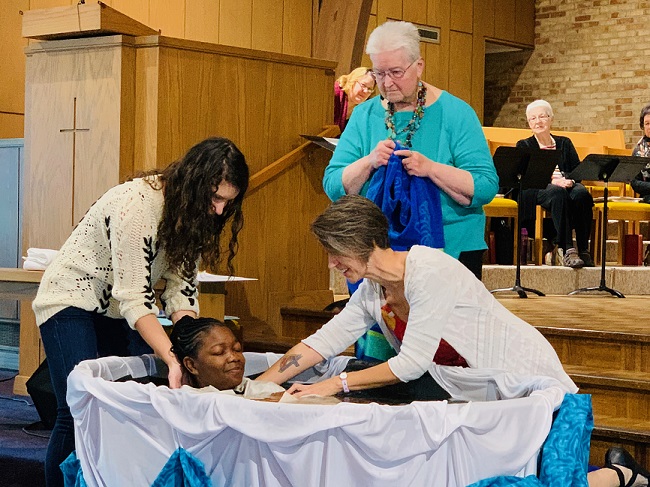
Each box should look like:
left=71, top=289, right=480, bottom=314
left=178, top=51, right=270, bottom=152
left=0, top=268, right=44, bottom=395
left=0, top=268, right=229, bottom=395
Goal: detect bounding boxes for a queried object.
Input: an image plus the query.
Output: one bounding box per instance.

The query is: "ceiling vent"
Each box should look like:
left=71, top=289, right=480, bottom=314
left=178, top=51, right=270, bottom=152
left=417, top=25, right=440, bottom=44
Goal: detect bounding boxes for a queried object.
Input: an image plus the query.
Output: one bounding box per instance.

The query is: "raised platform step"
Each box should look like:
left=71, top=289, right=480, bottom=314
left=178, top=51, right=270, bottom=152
left=592, top=416, right=650, bottom=445
left=495, top=296, right=650, bottom=463
left=566, top=365, right=650, bottom=392
left=483, top=265, right=650, bottom=295
left=590, top=416, right=650, bottom=468
left=564, top=365, right=650, bottom=465
left=564, top=365, right=650, bottom=425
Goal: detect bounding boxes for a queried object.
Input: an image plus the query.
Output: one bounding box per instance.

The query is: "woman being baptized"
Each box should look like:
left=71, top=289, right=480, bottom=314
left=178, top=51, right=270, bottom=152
left=170, top=315, right=285, bottom=399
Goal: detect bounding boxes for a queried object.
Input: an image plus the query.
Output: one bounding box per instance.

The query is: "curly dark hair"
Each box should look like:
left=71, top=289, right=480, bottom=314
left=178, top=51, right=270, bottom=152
left=142, top=137, right=249, bottom=275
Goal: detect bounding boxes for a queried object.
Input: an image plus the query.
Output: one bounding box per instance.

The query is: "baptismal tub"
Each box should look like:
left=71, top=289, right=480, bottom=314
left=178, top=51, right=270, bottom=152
left=65, top=353, right=589, bottom=487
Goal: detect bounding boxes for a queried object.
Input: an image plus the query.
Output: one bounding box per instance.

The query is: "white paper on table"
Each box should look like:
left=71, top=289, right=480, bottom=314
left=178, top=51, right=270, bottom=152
left=197, top=271, right=257, bottom=282
left=323, top=137, right=340, bottom=147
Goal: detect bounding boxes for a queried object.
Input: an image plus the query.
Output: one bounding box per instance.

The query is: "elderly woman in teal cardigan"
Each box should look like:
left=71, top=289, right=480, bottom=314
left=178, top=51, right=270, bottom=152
left=323, top=21, right=497, bottom=280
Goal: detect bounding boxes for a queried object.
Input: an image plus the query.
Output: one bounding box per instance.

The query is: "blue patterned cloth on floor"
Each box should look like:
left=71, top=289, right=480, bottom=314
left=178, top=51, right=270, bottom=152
left=151, top=448, right=211, bottom=487
left=60, top=451, right=87, bottom=487
left=62, top=448, right=211, bottom=487
left=467, top=393, right=593, bottom=487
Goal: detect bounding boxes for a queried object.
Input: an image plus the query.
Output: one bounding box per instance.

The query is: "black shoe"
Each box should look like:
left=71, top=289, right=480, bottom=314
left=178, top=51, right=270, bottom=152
left=579, top=251, right=595, bottom=267
left=605, top=446, right=650, bottom=487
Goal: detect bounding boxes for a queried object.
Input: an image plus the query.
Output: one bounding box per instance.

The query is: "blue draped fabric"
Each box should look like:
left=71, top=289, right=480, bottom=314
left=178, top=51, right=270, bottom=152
left=62, top=448, right=211, bottom=487
left=355, top=144, right=444, bottom=359
left=60, top=451, right=87, bottom=487
left=366, top=143, right=445, bottom=251
left=467, top=393, right=593, bottom=487
left=151, top=448, right=211, bottom=487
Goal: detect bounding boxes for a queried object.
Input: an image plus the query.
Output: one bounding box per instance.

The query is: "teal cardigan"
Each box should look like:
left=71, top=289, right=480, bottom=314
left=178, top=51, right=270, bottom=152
left=323, top=91, right=498, bottom=259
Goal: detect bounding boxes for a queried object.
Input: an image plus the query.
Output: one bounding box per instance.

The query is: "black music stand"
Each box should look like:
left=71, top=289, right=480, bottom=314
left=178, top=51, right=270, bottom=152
left=490, top=146, right=560, bottom=298
left=568, top=154, right=648, bottom=298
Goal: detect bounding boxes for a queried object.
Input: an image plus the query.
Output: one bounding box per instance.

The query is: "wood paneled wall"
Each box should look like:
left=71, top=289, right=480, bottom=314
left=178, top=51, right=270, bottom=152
left=361, top=0, right=535, bottom=120
left=22, top=0, right=314, bottom=56
left=0, top=1, right=29, bottom=138
left=130, top=38, right=336, bottom=329
left=22, top=33, right=336, bottom=332
left=0, top=0, right=534, bottom=138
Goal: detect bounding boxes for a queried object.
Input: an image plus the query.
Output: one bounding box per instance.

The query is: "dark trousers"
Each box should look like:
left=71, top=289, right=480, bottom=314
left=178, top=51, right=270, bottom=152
left=343, top=359, right=451, bottom=403
left=459, top=249, right=485, bottom=281
left=536, top=183, right=593, bottom=252
left=39, top=307, right=152, bottom=487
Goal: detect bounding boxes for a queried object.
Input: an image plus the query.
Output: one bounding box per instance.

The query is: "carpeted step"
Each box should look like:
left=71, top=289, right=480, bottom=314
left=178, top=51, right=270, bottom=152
left=483, top=264, right=650, bottom=295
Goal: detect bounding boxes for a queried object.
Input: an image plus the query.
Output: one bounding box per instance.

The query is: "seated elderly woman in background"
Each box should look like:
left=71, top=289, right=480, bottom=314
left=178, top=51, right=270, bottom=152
left=334, top=67, right=376, bottom=133
left=257, top=195, right=577, bottom=400
left=170, top=315, right=284, bottom=397
left=631, top=103, right=650, bottom=204
left=516, top=99, right=594, bottom=268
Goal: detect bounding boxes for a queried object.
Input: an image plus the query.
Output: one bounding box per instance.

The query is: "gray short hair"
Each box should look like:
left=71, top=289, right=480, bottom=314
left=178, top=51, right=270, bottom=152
left=526, top=99, right=554, bottom=118
left=639, top=103, right=650, bottom=128
left=365, top=21, right=421, bottom=62
left=311, top=195, right=389, bottom=262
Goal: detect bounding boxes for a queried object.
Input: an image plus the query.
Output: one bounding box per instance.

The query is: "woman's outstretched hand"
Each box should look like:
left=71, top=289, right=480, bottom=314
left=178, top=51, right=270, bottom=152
left=286, top=378, right=340, bottom=398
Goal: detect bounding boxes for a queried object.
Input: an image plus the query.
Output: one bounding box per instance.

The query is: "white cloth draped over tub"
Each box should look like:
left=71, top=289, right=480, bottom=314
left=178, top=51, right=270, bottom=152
left=67, top=353, right=568, bottom=487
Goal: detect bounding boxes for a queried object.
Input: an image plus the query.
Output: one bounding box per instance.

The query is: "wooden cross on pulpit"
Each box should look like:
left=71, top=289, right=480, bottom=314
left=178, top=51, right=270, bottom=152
left=59, top=97, right=89, bottom=225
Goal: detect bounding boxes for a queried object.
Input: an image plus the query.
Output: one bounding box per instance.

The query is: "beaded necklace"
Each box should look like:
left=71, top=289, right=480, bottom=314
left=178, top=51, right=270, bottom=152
left=384, top=81, right=427, bottom=147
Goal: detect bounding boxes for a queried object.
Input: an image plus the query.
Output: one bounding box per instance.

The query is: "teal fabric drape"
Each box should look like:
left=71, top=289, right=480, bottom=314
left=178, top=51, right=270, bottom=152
left=62, top=448, right=212, bottom=487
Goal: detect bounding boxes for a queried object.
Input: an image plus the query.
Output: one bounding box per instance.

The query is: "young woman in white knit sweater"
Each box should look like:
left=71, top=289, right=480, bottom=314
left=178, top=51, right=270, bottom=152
left=32, top=136, right=249, bottom=487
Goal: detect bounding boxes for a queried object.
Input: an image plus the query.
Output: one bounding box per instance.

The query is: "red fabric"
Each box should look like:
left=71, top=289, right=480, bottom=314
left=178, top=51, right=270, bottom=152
left=381, top=304, right=469, bottom=367
left=334, top=81, right=349, bottom=133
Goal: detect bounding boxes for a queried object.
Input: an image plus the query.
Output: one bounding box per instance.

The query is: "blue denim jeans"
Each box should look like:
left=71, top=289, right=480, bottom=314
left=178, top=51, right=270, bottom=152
left=39, top=307, right=152, bottom=487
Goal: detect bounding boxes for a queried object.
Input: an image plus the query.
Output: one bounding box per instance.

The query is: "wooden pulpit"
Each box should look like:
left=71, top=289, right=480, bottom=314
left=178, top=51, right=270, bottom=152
left=17, top=3, right=336, bottom=394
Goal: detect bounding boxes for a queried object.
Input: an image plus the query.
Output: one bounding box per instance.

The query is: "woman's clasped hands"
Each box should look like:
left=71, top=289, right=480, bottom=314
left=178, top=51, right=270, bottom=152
left=368, top=139, right=396, bottom=169
left=368, top=139, right=435, bottom=178
left=395, top=147, right=433, bottom=177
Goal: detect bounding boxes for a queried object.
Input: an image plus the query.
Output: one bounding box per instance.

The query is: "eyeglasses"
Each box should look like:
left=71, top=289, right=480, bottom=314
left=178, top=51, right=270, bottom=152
left=355, top=81, right=374, bottom=93
left=371, top=59, right=418, bottom=82
left=528, top=114, right=550, bottom=123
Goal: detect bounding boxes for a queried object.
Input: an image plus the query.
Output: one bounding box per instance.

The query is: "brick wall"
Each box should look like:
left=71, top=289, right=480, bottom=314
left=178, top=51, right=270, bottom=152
left=484, top=50, right=533, bottom=126
left=492, top=0, right=650, bottom=148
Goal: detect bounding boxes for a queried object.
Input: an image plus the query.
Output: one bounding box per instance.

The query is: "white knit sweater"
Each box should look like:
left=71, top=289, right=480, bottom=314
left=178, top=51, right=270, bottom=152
left=33, top=177, right=199, bottom=328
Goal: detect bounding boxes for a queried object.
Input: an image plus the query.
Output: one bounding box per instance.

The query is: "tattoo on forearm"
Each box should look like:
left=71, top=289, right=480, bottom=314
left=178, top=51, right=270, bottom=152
left=278, top=354, right=302, bottom=373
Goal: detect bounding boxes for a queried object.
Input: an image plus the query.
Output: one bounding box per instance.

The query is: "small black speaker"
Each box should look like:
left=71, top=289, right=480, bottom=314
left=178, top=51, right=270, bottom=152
left=25, top=359, right=57, bottom=430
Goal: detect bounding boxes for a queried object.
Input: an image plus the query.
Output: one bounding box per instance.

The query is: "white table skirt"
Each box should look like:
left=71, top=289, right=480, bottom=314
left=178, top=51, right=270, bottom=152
left=67, top=353, right=567, bottom=487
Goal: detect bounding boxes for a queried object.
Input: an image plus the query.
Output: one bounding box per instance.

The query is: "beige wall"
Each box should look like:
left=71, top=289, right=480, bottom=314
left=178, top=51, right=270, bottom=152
left=494, top=0, right=650, bottom=148
left=0, top=0, right=535, bottom=139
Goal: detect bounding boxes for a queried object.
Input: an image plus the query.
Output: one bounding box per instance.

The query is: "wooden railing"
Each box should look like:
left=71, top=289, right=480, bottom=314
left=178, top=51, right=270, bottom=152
left=248, top=125, right=340, bottom=194
left=483, top=127, right=626, bottom=155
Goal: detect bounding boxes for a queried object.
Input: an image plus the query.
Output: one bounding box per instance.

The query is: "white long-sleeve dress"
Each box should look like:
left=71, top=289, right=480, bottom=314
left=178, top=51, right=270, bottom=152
left=303, top=245, right=577, bottom=398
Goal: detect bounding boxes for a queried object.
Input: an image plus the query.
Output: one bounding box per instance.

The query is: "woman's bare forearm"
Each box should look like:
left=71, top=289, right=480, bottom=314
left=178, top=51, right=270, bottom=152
left=255, top=342, right=325, bottom=384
